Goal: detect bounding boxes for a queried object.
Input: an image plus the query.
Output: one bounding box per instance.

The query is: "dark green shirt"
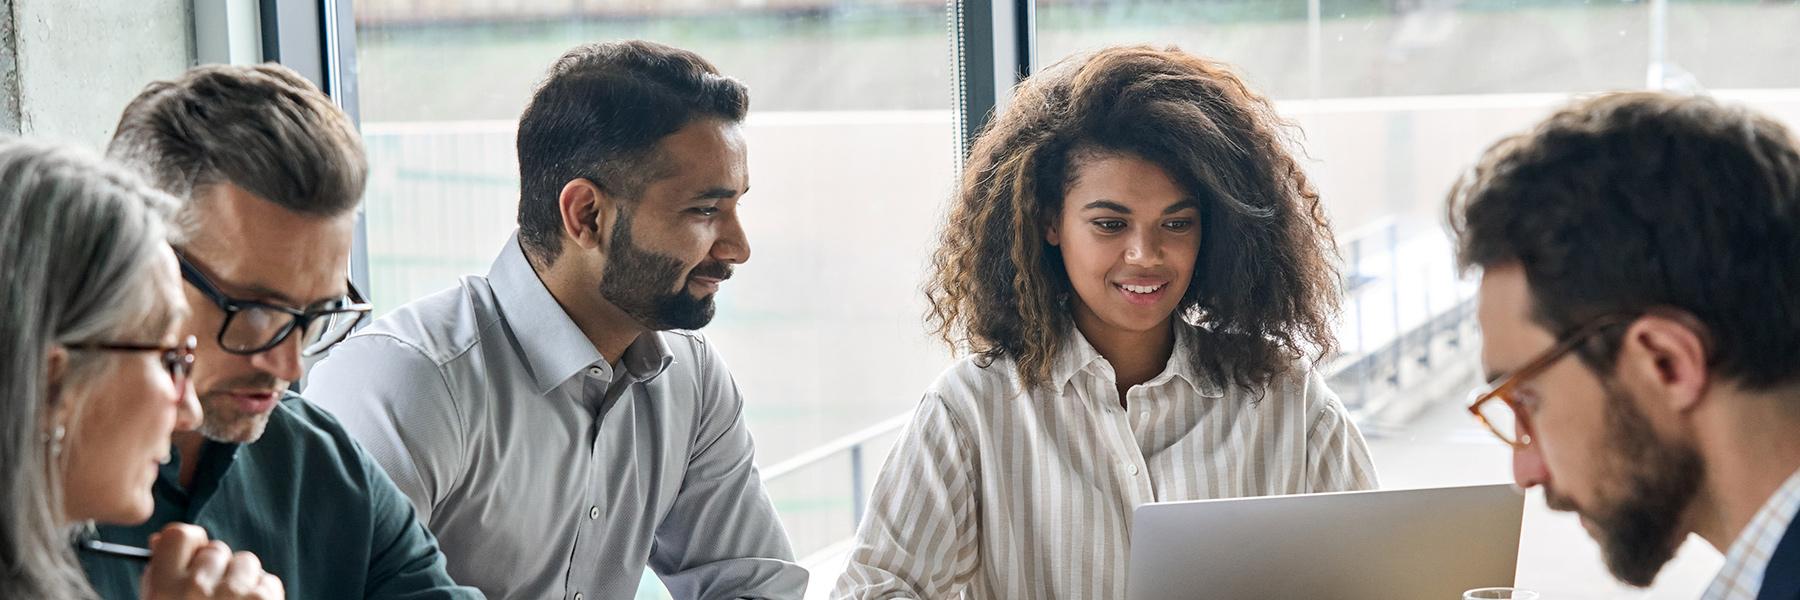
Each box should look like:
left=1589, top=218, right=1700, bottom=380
left=79, top=393, right=483, bottom=599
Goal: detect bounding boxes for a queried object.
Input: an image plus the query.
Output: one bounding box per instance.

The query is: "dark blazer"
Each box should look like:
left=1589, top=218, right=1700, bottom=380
left=1759, top=516, right=1800, bottom=600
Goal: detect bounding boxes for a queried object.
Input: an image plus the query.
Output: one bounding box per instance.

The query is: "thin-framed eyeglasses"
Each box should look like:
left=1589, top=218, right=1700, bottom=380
left=1466, top=314, right=1635, bottom=450
left=66, top=335, right=198, bottom=391
left=177, top=253, right=371, bottom=357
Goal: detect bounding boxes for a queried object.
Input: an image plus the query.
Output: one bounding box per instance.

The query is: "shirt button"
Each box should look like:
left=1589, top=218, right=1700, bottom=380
left=587, top=367, right=603, bottom=377
left=588, top=505, right=600, bottom=520
left=574, top=593, right=584, bottom=600
left=1127, top=464, right=1141, bottom=476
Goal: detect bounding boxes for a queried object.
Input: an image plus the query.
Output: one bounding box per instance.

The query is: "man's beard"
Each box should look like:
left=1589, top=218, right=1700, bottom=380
left=1544, top=382, right=1704, bottom=587
left=598, top=215, right=731, bottom=331
left=196, top=372, right=283, bottom=444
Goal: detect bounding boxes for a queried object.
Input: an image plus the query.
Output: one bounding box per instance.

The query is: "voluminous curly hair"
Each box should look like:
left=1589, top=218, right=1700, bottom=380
left=926, top=45, right=1340, bottom=391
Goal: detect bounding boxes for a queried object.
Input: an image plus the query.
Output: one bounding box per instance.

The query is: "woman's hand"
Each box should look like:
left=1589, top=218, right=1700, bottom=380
left=139, top=523, right=284, bottom=600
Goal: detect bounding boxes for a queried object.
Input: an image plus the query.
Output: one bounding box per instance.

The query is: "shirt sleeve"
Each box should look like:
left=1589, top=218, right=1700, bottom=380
left=832, top=391, right=979, bottom=600
left=358, top=433, right=488, bottom=599
left=648, top=337, right=809, bottom=600
left=1301, top=367, right=1380, bottom=492
left=305, top=333, right=467, bottom=526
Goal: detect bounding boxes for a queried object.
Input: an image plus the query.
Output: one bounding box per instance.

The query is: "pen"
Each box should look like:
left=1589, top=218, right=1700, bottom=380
left=76, top=538, right=152, bottom=563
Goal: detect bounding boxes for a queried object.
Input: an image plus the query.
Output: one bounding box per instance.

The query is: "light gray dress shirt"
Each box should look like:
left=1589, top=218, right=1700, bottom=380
left=306, top=234, right=805, bottom=600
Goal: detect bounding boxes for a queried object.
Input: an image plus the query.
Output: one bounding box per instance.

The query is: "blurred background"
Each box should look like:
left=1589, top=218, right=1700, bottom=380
left=345, top=1, right=1800, bottom=597
left=10, top=0, right=1795, bottom=597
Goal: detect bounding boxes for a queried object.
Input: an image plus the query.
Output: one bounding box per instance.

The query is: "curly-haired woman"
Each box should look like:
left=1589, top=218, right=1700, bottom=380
left=833, top=46, right=1378, bottom=599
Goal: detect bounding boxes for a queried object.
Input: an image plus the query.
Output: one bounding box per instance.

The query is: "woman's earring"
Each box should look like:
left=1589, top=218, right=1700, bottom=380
left=49, top=424, right=66, bottom=460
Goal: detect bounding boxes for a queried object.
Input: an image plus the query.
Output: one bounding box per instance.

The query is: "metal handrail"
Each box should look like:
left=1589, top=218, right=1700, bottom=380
left=758, top=411, right=913, bottom=531
left=761, top=412, right=912, bottom=482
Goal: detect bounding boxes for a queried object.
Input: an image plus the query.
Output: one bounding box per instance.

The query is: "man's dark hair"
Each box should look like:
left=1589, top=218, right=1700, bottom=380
left=1450, top=91, right=1800, bottom=390
left=107, top=63, right=367, bottom=229
left=515, top=40, right=749, bottom=263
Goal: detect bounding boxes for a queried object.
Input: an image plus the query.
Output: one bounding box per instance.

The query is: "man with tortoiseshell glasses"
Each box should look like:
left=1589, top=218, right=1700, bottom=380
left=1454, top=92, right=1800, bottom=600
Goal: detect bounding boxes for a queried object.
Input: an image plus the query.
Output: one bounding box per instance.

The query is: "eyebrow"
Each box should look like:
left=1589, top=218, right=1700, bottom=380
left=236, top=282, right=301, bottom=307
left=693, top=186, right=744, bottom=201
left=231, top=279, right=347, bottom=311
left=1079, top=199, right=1200, bottom=214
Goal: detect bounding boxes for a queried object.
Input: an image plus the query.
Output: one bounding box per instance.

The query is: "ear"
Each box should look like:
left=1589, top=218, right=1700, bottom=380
left=557, top=179, right=620, bottom=253
left=44, top=345, right=69, bottom=415
left=1613, top=314, right=1710, bottom=415
left=1045, top=220, right=1061, bottom=246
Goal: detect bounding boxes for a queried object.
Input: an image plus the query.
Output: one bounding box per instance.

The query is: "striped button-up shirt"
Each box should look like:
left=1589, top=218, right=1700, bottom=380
left=1704, top=467, right=1800, bottom=600
left=833, top=325, right=1379, bottom=599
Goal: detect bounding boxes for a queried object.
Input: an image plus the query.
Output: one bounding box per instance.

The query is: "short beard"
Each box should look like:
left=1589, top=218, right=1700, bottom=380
left=1553, top=382, right=1704, bottom=587
left=597, top=213, right=725, bottom=331
left=195, top=373, right=282, bottom=444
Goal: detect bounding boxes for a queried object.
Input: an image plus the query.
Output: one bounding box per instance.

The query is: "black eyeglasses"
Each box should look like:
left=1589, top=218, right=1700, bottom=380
left=177, top=253, right=372, bottom=357
left=67, top=335, right=198, bottom=391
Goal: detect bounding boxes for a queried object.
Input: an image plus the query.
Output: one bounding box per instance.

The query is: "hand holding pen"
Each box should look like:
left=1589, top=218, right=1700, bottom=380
left=85, top=523, right=286, bottom=600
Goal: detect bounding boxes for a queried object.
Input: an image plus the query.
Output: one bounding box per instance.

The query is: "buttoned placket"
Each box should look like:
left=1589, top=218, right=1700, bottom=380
left=564, top=363, right=617, bottom=600
left=1087, top=366, right=1157, bottom=508
left=1126, top=382, right=1167, bottom=499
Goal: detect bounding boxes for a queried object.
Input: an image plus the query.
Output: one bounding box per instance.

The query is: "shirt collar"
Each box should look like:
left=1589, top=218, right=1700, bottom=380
left=1706, top=465, right=1800, bottom=600
left=1165, top=325, right=1226, bottom=397
left=615, top=331, right=675, bottom=383
left=153, top=435, right=243, bottom=517
left=1049, top=323, right=1225, bottom=398
left=488, top=233, right=606, bottom=394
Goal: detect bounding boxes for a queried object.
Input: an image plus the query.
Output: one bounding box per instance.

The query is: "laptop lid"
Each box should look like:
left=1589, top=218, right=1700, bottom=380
left=1127, top=483, right=1525, bottom=600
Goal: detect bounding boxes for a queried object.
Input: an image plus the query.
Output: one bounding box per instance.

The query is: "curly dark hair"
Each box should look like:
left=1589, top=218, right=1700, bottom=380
left=1450, top=92, right=1800, bottom=391
left=925, top=45, right=1340, bottom=391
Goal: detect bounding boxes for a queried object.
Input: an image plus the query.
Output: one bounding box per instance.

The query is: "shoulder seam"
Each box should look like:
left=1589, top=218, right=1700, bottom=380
left=344, top=332, right=473, bottom=490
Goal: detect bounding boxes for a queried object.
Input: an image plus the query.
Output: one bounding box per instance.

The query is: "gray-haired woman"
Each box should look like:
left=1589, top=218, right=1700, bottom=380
left=0, top=140, right=283, bottom=599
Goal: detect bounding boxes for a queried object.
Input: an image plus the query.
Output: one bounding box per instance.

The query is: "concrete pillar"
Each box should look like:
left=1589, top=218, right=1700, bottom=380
left=0, top=0, right=195, bottom=149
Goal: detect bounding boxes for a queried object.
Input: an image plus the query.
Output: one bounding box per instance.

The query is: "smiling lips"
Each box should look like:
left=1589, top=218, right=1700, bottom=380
left=688, top=276, right=723, bottom=294
left=1115, top=279, right=1170, bottom=306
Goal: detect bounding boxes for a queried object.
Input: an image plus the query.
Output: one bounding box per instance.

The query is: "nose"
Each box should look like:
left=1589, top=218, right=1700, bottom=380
left=712, top=210, right=752, bottom=265
left=1123, top=228, right=1162, bottom=267
left=1511, top=443, right=1550, bottom=491
left=173, top=378, right=202, bottom=431
left=248, top=331, right=305, bottom=383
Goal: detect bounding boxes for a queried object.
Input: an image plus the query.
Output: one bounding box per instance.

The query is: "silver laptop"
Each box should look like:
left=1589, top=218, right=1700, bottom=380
left=1127, top=483, right=1525, bottom=600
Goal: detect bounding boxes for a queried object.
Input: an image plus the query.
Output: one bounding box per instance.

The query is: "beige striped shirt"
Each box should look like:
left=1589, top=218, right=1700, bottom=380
left=833, top=325, right=1379, bottom=599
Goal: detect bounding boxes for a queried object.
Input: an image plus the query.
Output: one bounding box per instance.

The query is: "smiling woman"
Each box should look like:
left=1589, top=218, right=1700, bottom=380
left=1047, top=151, right=1202, bottom=393
left=927, top=43, right=1341, bottom=394
left=833, top=45, right=1376, bottom=599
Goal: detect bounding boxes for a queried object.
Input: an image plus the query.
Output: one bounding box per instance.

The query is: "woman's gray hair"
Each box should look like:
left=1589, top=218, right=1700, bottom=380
left=0, top=139, right=180, bottom=599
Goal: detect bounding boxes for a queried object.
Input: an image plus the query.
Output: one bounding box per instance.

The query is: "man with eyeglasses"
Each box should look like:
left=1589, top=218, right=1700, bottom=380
left=1452, top=91, right=1800, bottom=600
left=77, top=63, right=481, bottom=599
